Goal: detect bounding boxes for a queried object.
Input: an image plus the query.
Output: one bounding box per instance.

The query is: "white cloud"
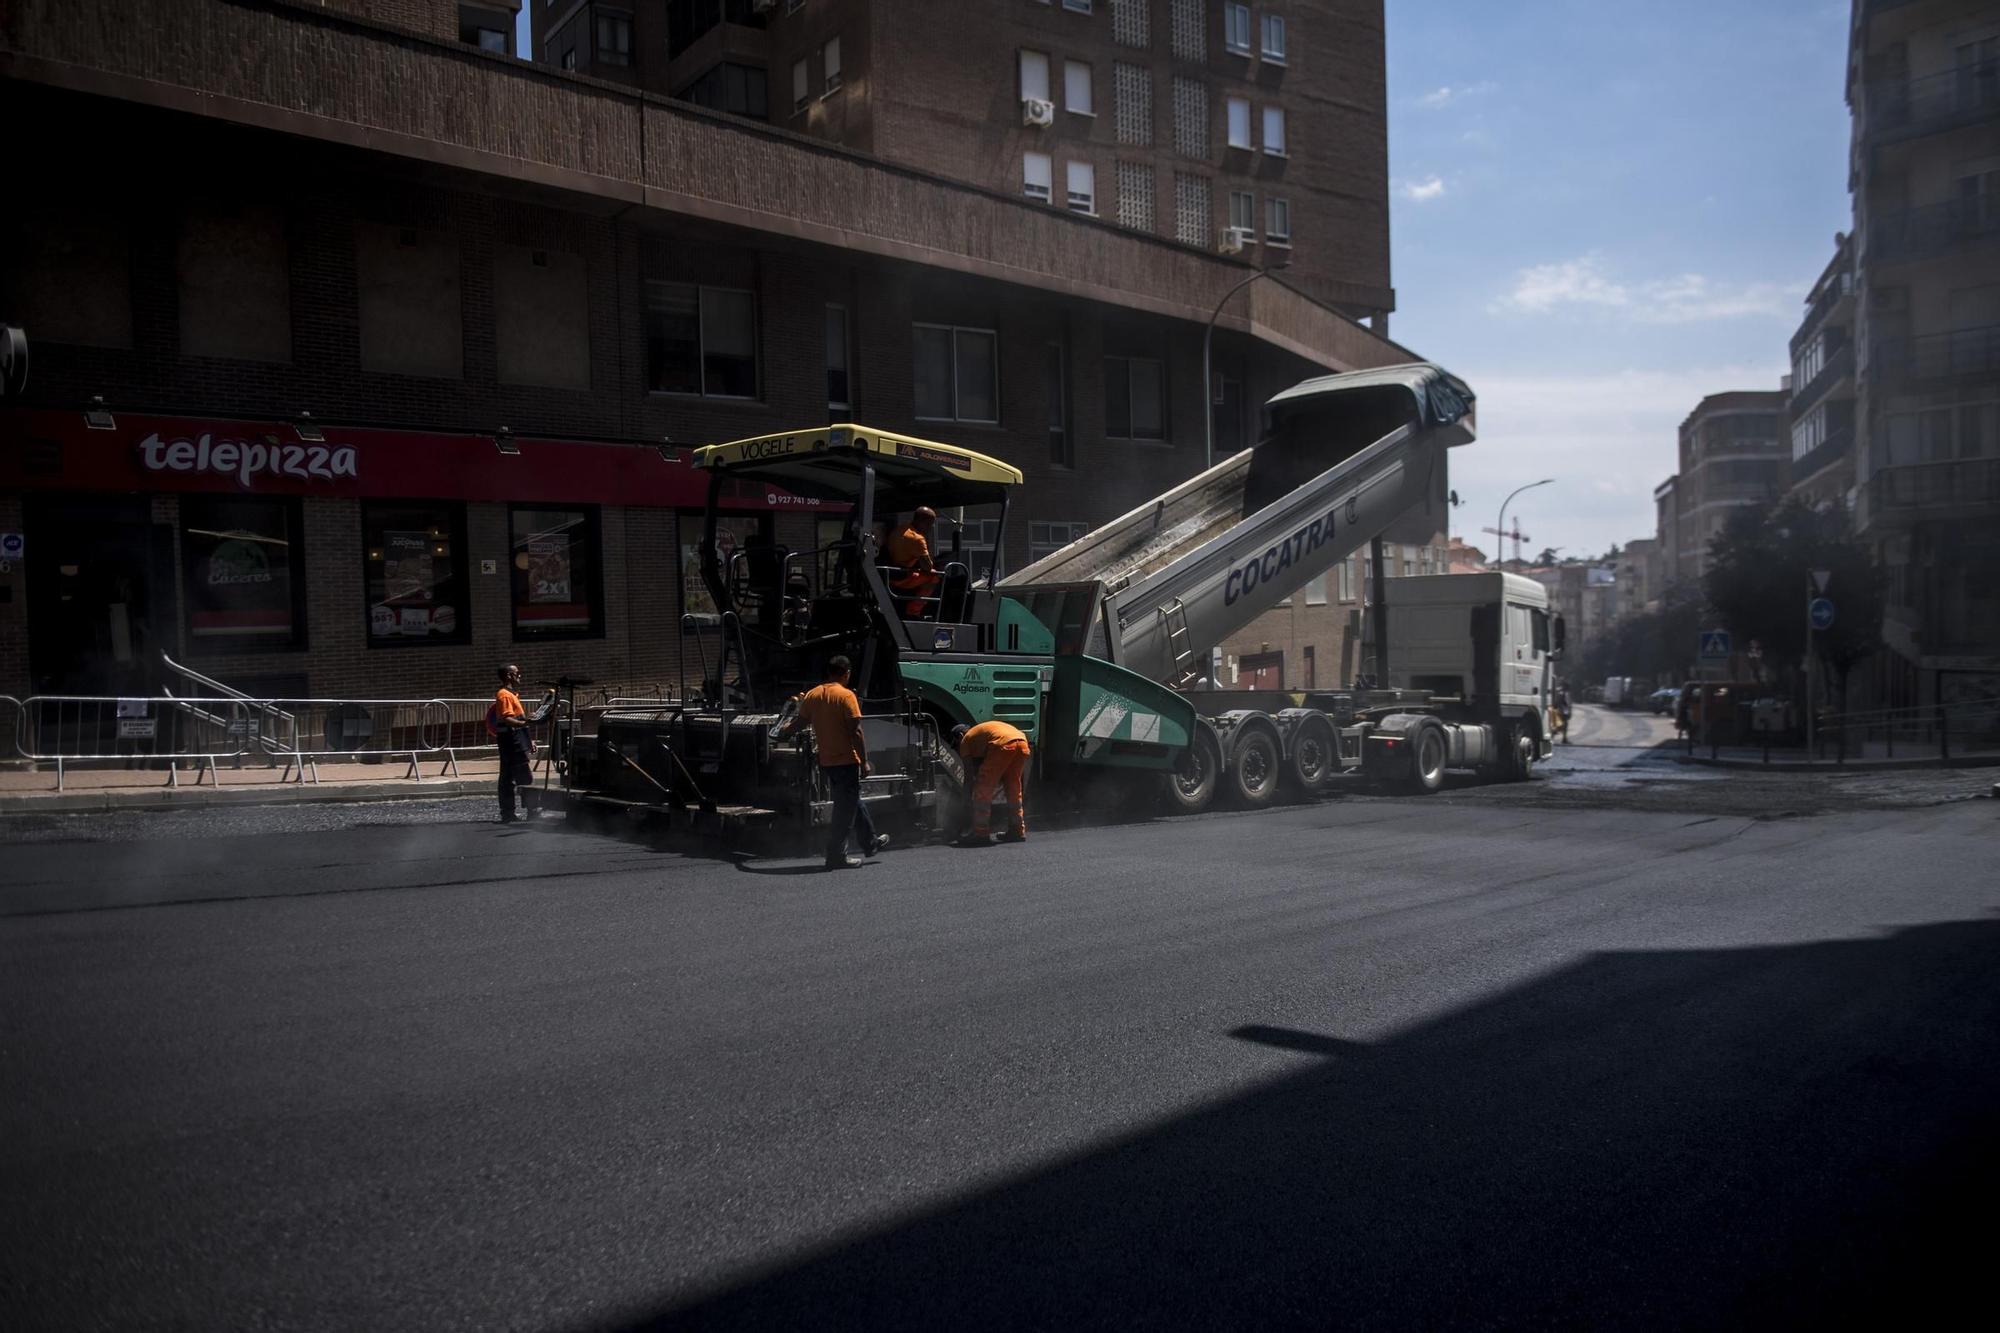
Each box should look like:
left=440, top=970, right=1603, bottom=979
left=1416, top=81, right=1497, bottom=110
left=1443, top=364, right=1788, bottom=558
left=1495, top=254, right=1798, bottom=323
left=1400, top=175, right=1447, bottom=202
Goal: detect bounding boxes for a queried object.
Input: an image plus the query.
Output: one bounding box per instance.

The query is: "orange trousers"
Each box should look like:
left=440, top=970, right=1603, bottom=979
left=970, top=742, right=1029, bottom=837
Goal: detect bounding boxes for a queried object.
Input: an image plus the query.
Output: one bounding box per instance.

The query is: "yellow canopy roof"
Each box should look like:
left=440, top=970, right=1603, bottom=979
left=694, top=426, right=1024, bottom=498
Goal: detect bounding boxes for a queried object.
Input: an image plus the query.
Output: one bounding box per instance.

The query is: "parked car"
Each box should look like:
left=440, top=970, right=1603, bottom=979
left=1649, top=686, right=1679, bottom=715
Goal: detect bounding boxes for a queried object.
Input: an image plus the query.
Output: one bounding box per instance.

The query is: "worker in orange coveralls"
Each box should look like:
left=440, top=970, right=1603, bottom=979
left=885, top=507, right=941, bottom=616
left=952, top=720, right=1030, bottom=846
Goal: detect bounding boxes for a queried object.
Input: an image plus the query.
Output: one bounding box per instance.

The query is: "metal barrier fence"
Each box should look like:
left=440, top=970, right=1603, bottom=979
left=1, top=684, right=692, bottom=791
left=1684, top=694, right=2000, bottom=765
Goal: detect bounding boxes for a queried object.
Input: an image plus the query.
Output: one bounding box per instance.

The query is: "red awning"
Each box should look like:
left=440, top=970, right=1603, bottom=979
left=0, top=409, right=828, bottom=512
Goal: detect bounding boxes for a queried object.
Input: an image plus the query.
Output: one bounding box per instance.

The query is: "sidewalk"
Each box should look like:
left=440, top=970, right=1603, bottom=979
left=0, top=756, right=532, bottom=814
left=1675, top=737, right=2000, bottom=772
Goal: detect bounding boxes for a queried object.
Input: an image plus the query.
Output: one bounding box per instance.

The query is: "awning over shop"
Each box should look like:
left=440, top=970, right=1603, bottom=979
left=0, top=410, right=823, bottom=512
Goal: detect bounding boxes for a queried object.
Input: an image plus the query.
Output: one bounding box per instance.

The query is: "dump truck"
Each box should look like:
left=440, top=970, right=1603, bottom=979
left=554, top=362, right=1561, bottom=838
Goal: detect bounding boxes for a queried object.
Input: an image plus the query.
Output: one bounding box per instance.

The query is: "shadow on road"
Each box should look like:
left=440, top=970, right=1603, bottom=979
left=612, top=919, right=2000, bottom=1331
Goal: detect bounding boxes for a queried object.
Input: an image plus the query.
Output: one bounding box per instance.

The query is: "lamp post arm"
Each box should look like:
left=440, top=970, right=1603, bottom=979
left=1203, top=268, right=1280, bottom=473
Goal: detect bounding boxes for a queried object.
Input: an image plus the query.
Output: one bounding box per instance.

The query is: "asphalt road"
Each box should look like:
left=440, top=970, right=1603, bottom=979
left=3, top=735, right=1997, bottom=1331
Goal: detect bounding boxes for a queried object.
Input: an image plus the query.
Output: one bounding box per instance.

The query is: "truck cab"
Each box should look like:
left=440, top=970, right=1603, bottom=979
left=1385, top=572, right=1560, bottom=730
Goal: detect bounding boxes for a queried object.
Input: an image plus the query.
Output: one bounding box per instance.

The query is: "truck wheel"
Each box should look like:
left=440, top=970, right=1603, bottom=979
left=1499, top=722, right=1536, bottom=782
left=1226, top=726, right=1282, bottom=808
left=1161, top=723, right=1222, bottom=815
left=1398, top=722, right=1447, bottom=795
left=1285, top=712, right=1337, bottom=793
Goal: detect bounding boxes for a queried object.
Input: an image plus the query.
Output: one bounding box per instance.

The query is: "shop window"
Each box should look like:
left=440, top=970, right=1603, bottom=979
left=180, top=495, right=307, bottom=651
left=681, top=513, right=771, bottom=626
left=1105, top=355, right=1166, bottom=441
left=510, top=506, right=604, bottom=640
left=363, top=501, right=471, bottom=646
left=644, top=281, right=758, bottom=398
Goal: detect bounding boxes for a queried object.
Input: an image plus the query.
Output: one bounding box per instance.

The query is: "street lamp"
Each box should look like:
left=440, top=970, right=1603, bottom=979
left=1203, top=259, right=1290, bottom=471
left=1496, top=478, right=1554, bottom=568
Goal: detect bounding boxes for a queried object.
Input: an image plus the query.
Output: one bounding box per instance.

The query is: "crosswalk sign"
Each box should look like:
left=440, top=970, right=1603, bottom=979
left=1699, top=629, right=1732, bottom=659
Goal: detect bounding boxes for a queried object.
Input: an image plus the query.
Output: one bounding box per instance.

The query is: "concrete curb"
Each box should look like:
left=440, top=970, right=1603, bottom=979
left=1676, top=753, right=2000, bottom=774
left=0, top=778, right=496, bottom=815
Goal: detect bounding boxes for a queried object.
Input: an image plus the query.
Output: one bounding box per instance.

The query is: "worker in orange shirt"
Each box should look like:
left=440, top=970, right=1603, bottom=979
left=780, top=655, right=891, bottom=870
left=884, top=507, right=941, bottom=617
left=491, top=663, right=555, bottom=823
left=953, top=719, right=1030, bottom=845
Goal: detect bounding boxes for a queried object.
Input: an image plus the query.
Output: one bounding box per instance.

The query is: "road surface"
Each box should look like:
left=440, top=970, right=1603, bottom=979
left=3, top=734, right=1996, bottom=1330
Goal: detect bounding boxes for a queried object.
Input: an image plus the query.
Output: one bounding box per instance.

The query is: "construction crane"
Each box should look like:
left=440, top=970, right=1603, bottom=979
left=1482, top=519, right=1529, bottom=564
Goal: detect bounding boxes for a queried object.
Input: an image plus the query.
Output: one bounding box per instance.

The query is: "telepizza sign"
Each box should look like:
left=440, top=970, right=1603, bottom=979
left=1, top=410, right=820, bottom=511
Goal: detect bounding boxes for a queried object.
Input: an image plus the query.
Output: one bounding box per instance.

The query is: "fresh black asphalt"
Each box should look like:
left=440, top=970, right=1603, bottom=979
left=3, top=746, right=1997, bottom=1330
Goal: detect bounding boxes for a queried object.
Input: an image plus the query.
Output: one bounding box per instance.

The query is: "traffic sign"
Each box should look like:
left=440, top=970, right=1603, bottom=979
left=1699, top=629, right=1732, bottom=659
left=0, top=532, right=21, bottom=560
left=1809, top=597, right=1835, bottom=631
left=1811, top=568, right=1832, bottom=594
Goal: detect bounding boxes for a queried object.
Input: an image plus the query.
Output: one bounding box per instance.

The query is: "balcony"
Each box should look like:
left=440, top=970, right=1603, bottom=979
left=1866, top=59, right=2000, bottom=143
left=1867, top=196, right=2000, bottom=265
left=1789, top=342, right=1854, bottom=413
left=1870, top=323, right=2000, bottom=388
left=1790, top=272, right=1854, bottom=353
left=1790, top=428, right=1854, bottom=488
left=1862, top=459, right=2000, bottom=523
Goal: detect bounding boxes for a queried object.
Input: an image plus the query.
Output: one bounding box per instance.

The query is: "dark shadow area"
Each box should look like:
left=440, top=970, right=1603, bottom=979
left=613, top=920, right=2000, bottom=1331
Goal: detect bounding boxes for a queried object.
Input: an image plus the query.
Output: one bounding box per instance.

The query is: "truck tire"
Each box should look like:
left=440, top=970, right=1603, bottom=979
left=1498, top=720, right=1537, bottom=782
left=1226, top=725, right=1282, bottom=808
left=1398, top=721, right=1447, bottom=795
left=1161, top=722, right=1222, bottom=815
left=1285, top=711, right=1337, bottom=793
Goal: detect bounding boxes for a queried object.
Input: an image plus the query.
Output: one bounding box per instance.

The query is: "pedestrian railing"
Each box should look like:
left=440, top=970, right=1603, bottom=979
left=2, top=682, right=687, bottom=792
left=1686, top=695, right=2000, bottom=765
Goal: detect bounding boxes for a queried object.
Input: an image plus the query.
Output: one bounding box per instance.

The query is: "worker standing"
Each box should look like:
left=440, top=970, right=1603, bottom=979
left=953, top=720, right=1030, bottom=845
left=491, top=663, right=555, bottom=823
left=782, top=655, right=890, bottom=870
left=885, top=507, right=941, bottom=617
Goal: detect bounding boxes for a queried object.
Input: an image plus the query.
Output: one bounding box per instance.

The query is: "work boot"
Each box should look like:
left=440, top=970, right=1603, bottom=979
left=824, top=854, right=863, bottom=870
left=995, top=829, right=1026, bottom=844
left=868, top=833, right=892, bottom=856
left=956, top=832, right=994, bottom=847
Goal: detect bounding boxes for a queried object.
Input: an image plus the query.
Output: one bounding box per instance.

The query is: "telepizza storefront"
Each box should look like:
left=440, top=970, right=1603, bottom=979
left=0, top=410, right=826, bottom=700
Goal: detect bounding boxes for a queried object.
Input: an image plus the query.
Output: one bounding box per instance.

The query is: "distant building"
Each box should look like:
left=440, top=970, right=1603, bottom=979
left=1653, top=476, right=1684, bottom=589
left=1786, top=233, right=1858, bottom=511
left=1673, top=390, right=1788, bottom=585
left=1444, top=536, right=1488, bottom=573
left=1846, top=0, right=2000, bottom=703
left=1614, top=537, right=1659, bottom=621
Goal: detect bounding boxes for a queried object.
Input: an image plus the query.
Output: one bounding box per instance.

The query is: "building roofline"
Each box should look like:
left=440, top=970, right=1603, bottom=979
left=0, top=0, right=1407, bottom=372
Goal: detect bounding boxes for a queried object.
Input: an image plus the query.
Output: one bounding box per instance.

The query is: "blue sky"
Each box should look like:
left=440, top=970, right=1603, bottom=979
left=1385, top=0, right=1854, bottom=560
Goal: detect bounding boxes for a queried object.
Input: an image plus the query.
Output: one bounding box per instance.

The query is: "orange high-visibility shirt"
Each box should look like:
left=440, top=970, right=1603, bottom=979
left=959, top=719, right=1030, bottom=760
left=494, top=687, right=526, bottom=723
left=797, top=681, right=866, bottom=768
left=885, top=526, right=935, bottom=588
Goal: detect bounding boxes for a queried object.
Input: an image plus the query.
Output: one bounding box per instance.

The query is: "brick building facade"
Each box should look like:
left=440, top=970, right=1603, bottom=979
left=532, top=0, right=1393, bottom=321
left=0, top=0, right=1421, bottom=704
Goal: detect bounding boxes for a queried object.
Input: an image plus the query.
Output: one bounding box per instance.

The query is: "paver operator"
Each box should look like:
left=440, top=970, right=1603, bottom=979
left=953, top=719, right=1030, bottom=846
left=885, top=507, right=941, bottom=617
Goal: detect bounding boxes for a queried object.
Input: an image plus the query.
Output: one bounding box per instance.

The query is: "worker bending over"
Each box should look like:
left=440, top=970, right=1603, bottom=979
left=953, top=719, right=1030, bottom=845
left=885, top=507, right=941, bottom=617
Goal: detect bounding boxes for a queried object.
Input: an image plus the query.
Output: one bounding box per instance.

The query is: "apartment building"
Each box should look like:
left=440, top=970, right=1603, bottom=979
left=530, top=1, right=1393, bottom=324
left=1671, top=391, right=1789, bottom=585
left=1613, top=536, right=1659, bottom=622
left=1847, top=0, right=2000, bottom=701
left=0, top=0, right=1412, bottom=702
left=1786, top=233, right=1858, bottom=510
left=1652, top=476, right=1683, bottom=589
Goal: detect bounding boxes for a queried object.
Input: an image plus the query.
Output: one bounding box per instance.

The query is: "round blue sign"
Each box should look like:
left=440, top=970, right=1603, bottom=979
left=1809, top=597, right=1835, bottom=631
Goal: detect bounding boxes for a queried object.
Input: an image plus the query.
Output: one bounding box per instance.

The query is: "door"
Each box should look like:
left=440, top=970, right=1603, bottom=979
left=26, top=495, right=162, bottom=696
left=1239, top=651, right=1284, bottom=690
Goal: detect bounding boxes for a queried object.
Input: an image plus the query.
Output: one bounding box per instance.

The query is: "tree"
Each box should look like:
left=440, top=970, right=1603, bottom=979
left=1534, top=546, right=1562, bottom=567
left=1702, top=500, right=1882, bottom=705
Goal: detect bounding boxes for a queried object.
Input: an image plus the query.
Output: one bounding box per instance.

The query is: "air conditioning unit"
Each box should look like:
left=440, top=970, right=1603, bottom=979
left=1217, top=226, right=1248, bottom=256
left=1022, top=97, right=1055, bottom=128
